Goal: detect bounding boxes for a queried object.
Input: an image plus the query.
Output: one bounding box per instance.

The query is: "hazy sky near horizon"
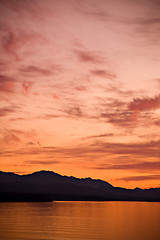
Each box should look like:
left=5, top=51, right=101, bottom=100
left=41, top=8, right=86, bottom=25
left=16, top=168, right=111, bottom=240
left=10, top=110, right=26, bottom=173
left=0, top=0, right=160, bottom=188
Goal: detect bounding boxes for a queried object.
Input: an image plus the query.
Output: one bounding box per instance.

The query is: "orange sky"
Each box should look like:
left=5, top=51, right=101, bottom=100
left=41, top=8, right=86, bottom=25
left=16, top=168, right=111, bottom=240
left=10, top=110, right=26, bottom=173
left=0, top=0, right=160, bottom=189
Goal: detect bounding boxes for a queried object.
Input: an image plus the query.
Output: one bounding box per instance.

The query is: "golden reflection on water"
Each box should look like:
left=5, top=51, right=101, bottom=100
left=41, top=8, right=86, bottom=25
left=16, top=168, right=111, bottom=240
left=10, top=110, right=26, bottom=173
left=0, top=201, right=160, bottom=240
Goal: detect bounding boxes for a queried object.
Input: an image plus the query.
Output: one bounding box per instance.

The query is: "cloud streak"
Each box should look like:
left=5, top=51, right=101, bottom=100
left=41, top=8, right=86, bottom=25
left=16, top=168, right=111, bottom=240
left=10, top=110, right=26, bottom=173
left=76, top=7, right=111, bottom=22
left=95, top=161, right=160, bottom=172
left=75, top=50, right=104, bottom=64
left=116, top=174, right=160, bottom=182
left=91, top=69, right=116, bottom=80
left=27, top=160, right=60, bottom=165
left=84, top=133, right=114, bottom=139
left=1, top=138, right=160, bottom=161
left=20, top=65, right=53, bottom=76
left=0, top=75, right=16, bottom=93
left=0, top=106, right=19, bottom=117
left=129, top=95, right=160, bottom=112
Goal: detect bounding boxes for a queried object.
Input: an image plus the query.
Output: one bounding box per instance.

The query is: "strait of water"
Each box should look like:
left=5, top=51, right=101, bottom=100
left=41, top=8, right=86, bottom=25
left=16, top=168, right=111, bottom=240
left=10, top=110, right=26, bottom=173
left=0, top=201, right=160, bottom=240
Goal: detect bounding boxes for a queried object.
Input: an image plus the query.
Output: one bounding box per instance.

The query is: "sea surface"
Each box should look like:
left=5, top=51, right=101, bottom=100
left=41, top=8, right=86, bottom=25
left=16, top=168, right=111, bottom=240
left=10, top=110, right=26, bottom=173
left=0, top=201, right=160, bottom=240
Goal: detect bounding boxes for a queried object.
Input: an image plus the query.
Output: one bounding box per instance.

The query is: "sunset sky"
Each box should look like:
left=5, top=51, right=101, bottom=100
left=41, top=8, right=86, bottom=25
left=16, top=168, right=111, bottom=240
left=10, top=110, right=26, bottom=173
left=0, top=0, right=160, bottom=189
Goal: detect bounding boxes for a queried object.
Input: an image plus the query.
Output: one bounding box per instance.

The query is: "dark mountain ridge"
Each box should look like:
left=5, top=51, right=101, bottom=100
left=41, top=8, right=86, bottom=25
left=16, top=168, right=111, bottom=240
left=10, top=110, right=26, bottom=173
left=0, top=170, right=160, bottom=202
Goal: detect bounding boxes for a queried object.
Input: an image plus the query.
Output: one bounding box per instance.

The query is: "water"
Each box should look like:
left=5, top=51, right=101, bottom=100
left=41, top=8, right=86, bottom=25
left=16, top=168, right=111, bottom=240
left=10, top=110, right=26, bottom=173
left=0, top=201, right=160, bottom=240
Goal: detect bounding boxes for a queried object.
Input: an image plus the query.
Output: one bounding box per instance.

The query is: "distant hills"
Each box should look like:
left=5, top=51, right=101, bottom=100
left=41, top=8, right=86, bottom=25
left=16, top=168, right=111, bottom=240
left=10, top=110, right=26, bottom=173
left=0, top=170, right=160, bottom=202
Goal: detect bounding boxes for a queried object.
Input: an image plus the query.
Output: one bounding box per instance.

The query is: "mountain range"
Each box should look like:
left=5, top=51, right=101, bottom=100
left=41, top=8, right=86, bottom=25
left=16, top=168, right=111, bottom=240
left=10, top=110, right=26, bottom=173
left=0, top=170, right=160, bottom=202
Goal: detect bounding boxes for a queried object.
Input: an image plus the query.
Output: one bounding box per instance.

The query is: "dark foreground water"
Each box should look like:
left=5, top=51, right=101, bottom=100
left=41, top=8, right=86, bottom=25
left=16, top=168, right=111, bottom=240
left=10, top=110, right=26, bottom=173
left=0, top=201, right=160, bottom=240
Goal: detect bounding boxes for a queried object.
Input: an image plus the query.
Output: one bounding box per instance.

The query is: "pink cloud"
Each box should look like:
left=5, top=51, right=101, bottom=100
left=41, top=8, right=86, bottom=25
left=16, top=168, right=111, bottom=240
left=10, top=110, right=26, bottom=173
left=53, top=94, right=59, bottom=100
left=0, top=106, right=18, bottom=117
left=75, top=50, right=104, bottom=64
left=0, top=23, right=46, bottom=61
left=91, top=69, right=116, bottom=80
left=20, top=65, right=53, bottom=76
left=154, top=120, right=160, bottom=126
left=2, top=131, right=21, bottom=144
left=34, top=92, right=39, bottom=96
left=129, top=95, right=160, bottom=111
left=0, top=75, right=15, bottom=93
left=38, top=114, right=61, bottom=120
left=76, top=7, right=111, bottom=22
left=75, top=86, right=87, bottom=91
left=0, top=129, right=39, bottom=146
left=84, top=133, right=114, bottom=139
left=128, top=95, right=160, bottom=121
left=1, top=0, right=50, bottom=20
left=64, top=106, right=84, bottom=119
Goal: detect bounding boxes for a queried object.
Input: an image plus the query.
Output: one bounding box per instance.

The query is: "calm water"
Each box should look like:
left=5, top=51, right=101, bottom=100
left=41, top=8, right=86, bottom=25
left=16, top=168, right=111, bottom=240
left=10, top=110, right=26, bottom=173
left=0, top=201, right=160, bottom=240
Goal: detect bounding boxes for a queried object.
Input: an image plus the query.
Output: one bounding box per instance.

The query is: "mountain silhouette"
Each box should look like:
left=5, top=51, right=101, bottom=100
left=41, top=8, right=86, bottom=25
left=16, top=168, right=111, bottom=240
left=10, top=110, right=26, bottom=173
left=0, top=170, right=160, bottom=202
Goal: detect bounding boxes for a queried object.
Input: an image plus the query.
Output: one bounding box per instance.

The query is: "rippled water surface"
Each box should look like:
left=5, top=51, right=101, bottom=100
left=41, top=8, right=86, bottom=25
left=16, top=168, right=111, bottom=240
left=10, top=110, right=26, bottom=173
left=0, top=201, right=160, bottom=240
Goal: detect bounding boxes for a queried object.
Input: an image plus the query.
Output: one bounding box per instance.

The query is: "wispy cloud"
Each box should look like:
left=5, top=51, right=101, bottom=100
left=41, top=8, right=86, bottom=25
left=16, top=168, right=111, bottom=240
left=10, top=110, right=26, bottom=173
left=20, top=65, right=53, bottom=76
left=94, top=161, right=160, bottom=172
left=129, top=95, right=160, bottom=112
left=0, top=129, right=39, bottom=146
left=64, top=106, right=85, bottom=119
left=75, top=85, right=87, bottom=91
left=76, top=7, right=111, bottom=22
left=135, top=17, right=160, bottom=26
left=128, top=95, right=160, bottom=121
left=38, top=113, right=62, bottom=120
left=0, top=75, right=16, bottom=93
left=75, top=50, right=104, bottom=64
left=27, top=160, right=60, bottom=165
left=1, top=138, right=160, bottom=162
left=84, top=133, right=114, bottom=139
left=116, top=174, right=160, bottom=182
left=101, top=110, right=133, bottom=127
left=0, top=106, right=19, bottom=117
left=154, top=120, right=160, bottom=126
left=0, top=22, right=46, bottom=61
left=91, top=69, right=116, bottom=80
